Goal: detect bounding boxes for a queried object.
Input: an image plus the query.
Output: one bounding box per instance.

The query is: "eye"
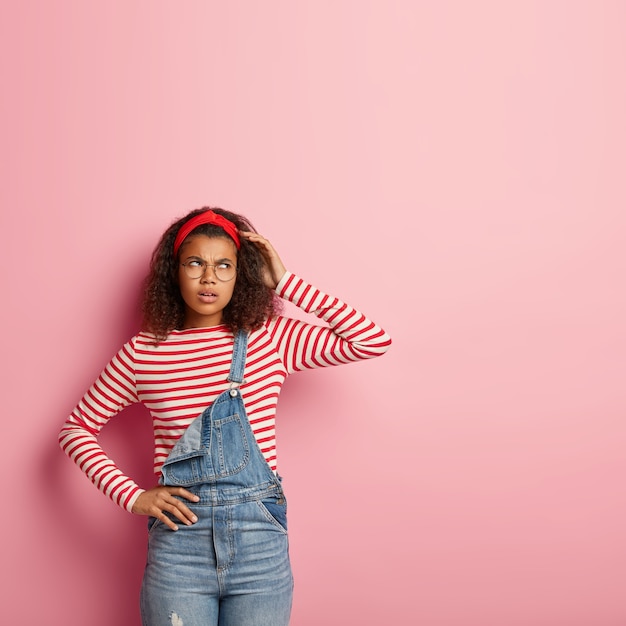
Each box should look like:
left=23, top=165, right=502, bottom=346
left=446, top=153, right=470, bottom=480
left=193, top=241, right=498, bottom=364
left=186, top=259, right=204, bottom=268
left=217, top=262, right=232, bottom=270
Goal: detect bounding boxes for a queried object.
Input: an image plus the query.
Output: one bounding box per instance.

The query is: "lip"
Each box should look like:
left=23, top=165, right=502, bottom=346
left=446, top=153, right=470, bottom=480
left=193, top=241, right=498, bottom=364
left=198, top=291, right=218, bottom=303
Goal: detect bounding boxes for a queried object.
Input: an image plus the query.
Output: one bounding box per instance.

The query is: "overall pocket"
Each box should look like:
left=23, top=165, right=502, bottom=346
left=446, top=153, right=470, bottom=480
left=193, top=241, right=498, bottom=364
left=257, top=496, right=288, bottom=532
left=214, top=412, right=250, bottom=477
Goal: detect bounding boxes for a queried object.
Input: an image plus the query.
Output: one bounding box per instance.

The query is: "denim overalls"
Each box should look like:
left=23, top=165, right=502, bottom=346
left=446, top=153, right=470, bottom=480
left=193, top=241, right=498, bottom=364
left=140, top=331, right=294, bottom=626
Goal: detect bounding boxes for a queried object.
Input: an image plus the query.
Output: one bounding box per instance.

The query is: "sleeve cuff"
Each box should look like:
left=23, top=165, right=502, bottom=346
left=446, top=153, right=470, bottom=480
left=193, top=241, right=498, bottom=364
left=125, top=488, right=145, bottom=514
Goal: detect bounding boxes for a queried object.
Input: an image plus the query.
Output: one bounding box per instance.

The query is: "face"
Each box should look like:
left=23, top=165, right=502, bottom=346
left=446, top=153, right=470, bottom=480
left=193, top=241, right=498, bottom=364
left=177, top=235, right=238, bottom=329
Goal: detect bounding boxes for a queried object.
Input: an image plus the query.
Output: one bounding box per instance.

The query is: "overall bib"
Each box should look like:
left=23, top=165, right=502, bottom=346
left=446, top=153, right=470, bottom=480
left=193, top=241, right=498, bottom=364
left=140, top=331, right=294, bottom=626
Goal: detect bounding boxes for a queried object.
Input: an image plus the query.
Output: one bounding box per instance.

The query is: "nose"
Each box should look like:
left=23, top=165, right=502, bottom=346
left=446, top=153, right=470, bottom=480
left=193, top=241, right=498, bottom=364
left=200, top=265, right=218, bottom=282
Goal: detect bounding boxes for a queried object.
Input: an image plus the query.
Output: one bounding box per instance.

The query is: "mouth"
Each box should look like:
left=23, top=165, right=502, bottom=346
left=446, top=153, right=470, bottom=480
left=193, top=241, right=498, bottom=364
left=198, top=291, right=218, bottom=303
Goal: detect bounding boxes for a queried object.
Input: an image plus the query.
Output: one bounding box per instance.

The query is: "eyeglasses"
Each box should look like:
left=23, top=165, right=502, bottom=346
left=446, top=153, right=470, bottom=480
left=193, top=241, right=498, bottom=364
left=180, top=259, right=237, bottom=281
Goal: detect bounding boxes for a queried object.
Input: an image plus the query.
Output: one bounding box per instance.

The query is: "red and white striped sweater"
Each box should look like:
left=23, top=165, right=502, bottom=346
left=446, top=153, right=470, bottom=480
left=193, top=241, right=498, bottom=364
left=59, top=272, right=391, bottom=512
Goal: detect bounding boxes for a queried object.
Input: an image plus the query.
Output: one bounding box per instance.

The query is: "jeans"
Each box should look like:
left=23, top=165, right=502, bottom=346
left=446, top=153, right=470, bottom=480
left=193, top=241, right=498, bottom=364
left=140, top=496, right=293, bottom=625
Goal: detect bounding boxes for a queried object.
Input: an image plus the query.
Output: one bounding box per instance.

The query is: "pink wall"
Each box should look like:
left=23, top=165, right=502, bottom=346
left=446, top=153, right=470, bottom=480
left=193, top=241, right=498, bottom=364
left=2, top=2, right=626, bottom=624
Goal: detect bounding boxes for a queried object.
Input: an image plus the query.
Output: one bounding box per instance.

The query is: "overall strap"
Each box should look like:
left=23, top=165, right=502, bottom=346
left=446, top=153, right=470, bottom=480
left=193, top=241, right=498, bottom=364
left=227, top=329, right=249, bottom=385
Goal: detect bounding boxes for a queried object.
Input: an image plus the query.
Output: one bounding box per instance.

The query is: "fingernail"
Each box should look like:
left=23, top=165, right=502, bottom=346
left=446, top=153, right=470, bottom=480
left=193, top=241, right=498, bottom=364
left=191, top=515, right=198, bottom=523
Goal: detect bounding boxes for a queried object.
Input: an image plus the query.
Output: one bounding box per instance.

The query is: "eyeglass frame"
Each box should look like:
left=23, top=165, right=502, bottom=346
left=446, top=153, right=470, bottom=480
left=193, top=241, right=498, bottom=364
left=179, top=259, right=238, bottom=282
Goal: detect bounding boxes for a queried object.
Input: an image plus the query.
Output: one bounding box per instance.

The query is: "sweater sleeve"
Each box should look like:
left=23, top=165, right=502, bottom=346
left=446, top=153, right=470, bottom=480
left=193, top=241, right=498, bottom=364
left=58, top=338, right=145, bottom=513
left=267, top=271, right=392, bottom=374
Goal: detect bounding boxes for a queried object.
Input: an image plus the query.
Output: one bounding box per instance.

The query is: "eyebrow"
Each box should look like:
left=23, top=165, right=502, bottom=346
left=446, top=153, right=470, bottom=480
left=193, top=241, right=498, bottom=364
left=183, top=255, right=236, bottom=263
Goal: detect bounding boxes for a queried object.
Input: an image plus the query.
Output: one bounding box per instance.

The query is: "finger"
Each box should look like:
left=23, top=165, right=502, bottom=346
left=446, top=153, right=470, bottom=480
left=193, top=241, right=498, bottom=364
left=247, top=237, right=279, bottom=261
left=163, top=489, right=199, bottom=524
left=151, top=499, right=196, bottom=531
left=175, top=488, right=200, bottom=503
left=167, top=497, right=199, bottom=524
left=155, top=509, right=180, bottom=532
left=240, top=231, right=273, bottom=248
left=162, top=500, right=198, bottom=526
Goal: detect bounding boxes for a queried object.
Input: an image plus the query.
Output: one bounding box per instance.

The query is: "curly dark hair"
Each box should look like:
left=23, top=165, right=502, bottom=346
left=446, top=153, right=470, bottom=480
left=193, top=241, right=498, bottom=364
left=142, top=207, right=282, bottom=341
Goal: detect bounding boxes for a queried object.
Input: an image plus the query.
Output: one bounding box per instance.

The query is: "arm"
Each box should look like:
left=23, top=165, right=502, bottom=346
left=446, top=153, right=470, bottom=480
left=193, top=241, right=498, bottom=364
left=269, top=271, right=391, bottom=373
left=58, top=341, right=144, bottom=512
left=59, top=339, right=199, bottom=529
left=239, top=230, right=391, bottom=373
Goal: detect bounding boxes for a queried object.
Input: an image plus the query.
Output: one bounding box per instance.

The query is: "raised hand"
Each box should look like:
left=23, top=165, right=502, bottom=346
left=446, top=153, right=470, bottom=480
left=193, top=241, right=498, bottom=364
left=240, top=231, right=287, bottom=289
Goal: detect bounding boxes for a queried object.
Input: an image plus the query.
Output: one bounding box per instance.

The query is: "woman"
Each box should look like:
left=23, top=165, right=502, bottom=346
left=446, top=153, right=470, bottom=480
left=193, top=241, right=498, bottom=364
left=60, top=207, right=391, bottom=626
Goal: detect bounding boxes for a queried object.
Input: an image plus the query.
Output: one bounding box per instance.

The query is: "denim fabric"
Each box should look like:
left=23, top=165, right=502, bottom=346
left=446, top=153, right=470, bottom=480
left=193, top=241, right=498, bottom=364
left=140, top=331, right=293, bottom=626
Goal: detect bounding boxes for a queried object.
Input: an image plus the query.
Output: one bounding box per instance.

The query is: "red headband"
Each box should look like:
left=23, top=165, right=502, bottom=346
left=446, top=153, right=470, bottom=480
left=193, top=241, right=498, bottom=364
left=173, top=210, right=241, bottom=257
